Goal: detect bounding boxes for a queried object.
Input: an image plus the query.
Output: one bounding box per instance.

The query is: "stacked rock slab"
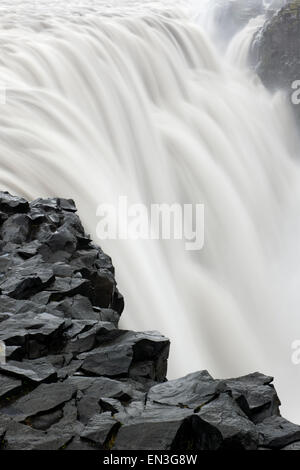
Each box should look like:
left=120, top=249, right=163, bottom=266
left=0, top=191, right=299, bottom=451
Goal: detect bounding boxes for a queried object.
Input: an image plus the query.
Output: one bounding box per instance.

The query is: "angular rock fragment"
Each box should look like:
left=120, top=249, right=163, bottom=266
left=198, top=393, right=259, bottom=450
left=45, top=277, right=91, bottom=302
left=99, top=397, right=124, bottom=415
left=47, top=399, right=83, bottom=442
left=64, top=321, right=117, bottom=355
left=281, top=441, right=300, bottom=450
left=30, top=409, right=64, bottom=431
left=3, top=421, right=71, bottom=450
left=79, top=330, right=169, bottom=380
left=68, top=376, right=138, bottom=424
left=113, top=405, right=193, bottom=450
left=114, top=403, right=225, bottom=451
left=1, top=214, right=31, bottom=244
left=148, top=370, right=225, bottom=409
left=80, top=412, right=119, bottom=448
left=0, top=374, right=22, bottom=400
left=224, top=372, right=280, bottom=423
left=0, top=311, right=66, bottom=358
left=40, top=226, right=78, bottom=258
left=49, top=295, right=100, bottom=321
left=257, top=416, right=300, bottom=449
left=65, top=320, right=96, bottom=339
left=30, top=197, right=76, bottom=214
left=0, top=259, right=54, bottom=299
left=0, top=358, right=57, bottom=384
left=0, top=414, right=12, bottom=440
left=17, top=240, right=42, bottom=260
left=5, top=345, right=23, bottom=361
left=0, top=382, right=76, bottom=422
left=98, top=308, right=120, bottom=326
left=57, top=360, right=83, bottom=380
left=0, top=192, right=29, bottom=214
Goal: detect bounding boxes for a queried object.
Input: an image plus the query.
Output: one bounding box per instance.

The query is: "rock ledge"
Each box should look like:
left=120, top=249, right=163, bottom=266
left=0, top=191, right=299, bottom=450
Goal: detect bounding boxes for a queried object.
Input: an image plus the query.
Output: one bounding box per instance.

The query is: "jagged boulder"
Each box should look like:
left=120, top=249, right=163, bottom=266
left=0, top=192, right=299, bottom=451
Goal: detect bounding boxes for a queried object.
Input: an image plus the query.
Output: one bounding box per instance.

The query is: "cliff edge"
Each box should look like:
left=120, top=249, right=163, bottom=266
left=0, top=191, right=299, bottom=450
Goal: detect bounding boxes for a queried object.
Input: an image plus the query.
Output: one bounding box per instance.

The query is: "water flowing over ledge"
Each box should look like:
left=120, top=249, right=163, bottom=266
left=0, top=191, right=299, bottom=451
left=0, top=1, right=300, bottom=423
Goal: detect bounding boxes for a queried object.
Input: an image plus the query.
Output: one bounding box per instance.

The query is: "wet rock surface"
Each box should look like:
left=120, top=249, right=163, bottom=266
left=0, top=191, right=299, bottom=450
left=252, top=1, right=300, bottom=121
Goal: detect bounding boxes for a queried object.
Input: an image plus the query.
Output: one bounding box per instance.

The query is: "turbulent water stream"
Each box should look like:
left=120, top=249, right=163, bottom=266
left=0, top=0, right=300, bottom=422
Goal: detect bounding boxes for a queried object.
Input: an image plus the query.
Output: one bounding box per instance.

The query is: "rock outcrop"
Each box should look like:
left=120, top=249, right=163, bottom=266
left=0, top=191, right=299, bottom=450
left=252, top=0, right=300, bottom=121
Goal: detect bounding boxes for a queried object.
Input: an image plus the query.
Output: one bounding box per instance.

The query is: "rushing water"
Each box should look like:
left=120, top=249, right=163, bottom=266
left=0, top=0, right=300, bottom=422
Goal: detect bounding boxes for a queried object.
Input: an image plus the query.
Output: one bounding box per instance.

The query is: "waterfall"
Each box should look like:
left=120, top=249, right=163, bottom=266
left=226, top=15, right=266, bottom=67
left=0, top=0, right=300, bottom=423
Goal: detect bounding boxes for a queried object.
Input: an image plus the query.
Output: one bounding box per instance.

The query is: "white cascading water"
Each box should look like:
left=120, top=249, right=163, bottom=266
left=0, top=0, right=300, bottom=422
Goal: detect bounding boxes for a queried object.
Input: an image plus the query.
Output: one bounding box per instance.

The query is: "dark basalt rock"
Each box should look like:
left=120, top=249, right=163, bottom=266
left=3, top=421, right=74, bottom=450
left=198, top=393, right=259, bottom=450
left=147, top=370, right=226, bottom=409
left=0, top=381, right=77, bottom=422
left=257, top=416, right=300, bottom=449
left=0, top=192, right=299, bottom=450
left=80, top=412, right=119, bottom=446
left=224, top=372, right=281, bottom=424
left=113, top=406, right=203, bottom=451
left=78, top=330, right=169, bottom=381
left=282, top=441, right=300, bottom=450
left=0, top=375, right=22, bottom=400
left=252, top=1, right=300, bottom=122
left=0, top=192, right=29, bottom=214
left=0, top=358, right=57, bottom=384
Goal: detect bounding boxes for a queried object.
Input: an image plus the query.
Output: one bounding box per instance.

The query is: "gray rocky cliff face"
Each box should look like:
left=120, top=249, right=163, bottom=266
left=252, top=1, right=300, bottom=121
left=0, top=191, right=299, bottom=450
